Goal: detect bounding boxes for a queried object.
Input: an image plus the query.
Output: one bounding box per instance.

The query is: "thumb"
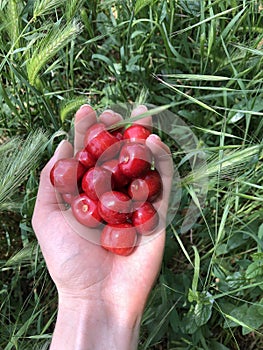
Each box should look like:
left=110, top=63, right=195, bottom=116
left=33, top=140, right=73, bottom=220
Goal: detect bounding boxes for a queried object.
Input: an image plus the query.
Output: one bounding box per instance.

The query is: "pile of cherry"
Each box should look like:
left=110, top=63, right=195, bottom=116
left=50, top=121, right=163, bottom=256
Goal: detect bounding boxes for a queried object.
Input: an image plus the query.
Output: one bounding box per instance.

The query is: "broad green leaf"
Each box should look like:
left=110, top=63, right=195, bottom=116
left=245, top=260, right=263, bottom=280
left=181, top=306, right=198, bottom=334
left=242, top=304, right=263, bottom=335
left=194, top=300, right=213, bottom=326
left=223, top=303, right=263, bottom=335
left=209, top=340, right=230, bottom=350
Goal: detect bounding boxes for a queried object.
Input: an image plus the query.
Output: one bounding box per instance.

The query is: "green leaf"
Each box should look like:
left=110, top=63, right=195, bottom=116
left=92, top=53, right=117, bottom=74
left=245, top=260, right=263, bottom=280
left=134, top=0, right=157, bottom=15
left=194, top=300, right=213, bottom=327
left=174, top=6, right=239, bottom=35
left=209, top=340, right=230, bottom=350
left=188, top=290, right=214, bottom=327
left=242, top=304, right=263, bottom=335
left=258, top=224, right=263, bottom=252
left=192, top=245, right=200, bottom=294
left=155, top=75, right=221, bottom=115
left=181, top=306, right=198, bottom=334
left=224, top=303, right=263, bottom=335
left=251, top=252, right=263, bottom=261
left=223, top=303, right=248, bottom=328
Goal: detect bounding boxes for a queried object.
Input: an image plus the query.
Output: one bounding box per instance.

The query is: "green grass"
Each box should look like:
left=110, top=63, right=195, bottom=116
left=0, top=0, right=263, bottom=349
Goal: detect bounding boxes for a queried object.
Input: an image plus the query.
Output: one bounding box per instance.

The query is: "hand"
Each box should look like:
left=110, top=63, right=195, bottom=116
left=32, top=104, right=173, bottom=350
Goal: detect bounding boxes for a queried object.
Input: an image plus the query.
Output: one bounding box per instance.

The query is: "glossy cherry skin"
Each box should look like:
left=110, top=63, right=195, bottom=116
left=84, top=122, right=119, bottom=160
left=132, top=201, right=159, bottom=235
left=119, top=142, right=152, bottom=179
left=71, top=193, right=102, bottom=228
left=50, top=158, right=86, bottom=194
left=98, top=191, right=132, bottom=224
left=123, top=124, right=151, bottom=143
left=81, top=166, right=113, bottom=201
left=101, top=158, right=130, bottom=188
left=128, top=169, right=162, bottom=202
left=75, top=148, right=96, bottom=169
left=100, top=223, right=137, bottom=256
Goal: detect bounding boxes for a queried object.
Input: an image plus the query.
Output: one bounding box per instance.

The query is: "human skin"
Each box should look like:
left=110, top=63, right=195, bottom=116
left=32, top=104, right=173, bottom=350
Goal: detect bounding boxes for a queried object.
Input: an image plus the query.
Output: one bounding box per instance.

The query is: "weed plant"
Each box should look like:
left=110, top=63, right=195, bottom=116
left=0, top=0, right=263, bottom=349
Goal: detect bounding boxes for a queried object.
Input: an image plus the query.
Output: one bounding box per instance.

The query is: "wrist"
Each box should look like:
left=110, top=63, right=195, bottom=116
left=50, top=292, right=141, bottom=350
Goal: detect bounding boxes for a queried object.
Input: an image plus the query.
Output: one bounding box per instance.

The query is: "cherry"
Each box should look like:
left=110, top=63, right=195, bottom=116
left=132, top=201, right=159, bottom=235
left=84, top=122, right=119, bottom=160
left=101, top=158, right=130, bottom=188
left=98, top=191, right=132, bottom=224
left=100, top=223, right=137, bottom=256
left=119, top=142, right=152, bottom=179
left=110, top=127, right=124, bottom=141
left=128, top=169, right=162, bottom=202
left=123, top=124, right=151, bottom=143
left=75, top=148, right=96, bottom=169
left=50, top=158, right=86, bottom=194
left=81, top=166, right=113, bottom=201
left=71, top=193, right=102, bottom=228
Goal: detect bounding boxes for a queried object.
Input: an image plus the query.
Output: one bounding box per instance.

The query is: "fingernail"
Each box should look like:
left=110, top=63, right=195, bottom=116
left=100, top=109, right=115, bottom=117
left=147, top=134, right=160, bottom=142
left=55, top=140, right=68, bottom=154
left=80, top=104, right=92, bottom=110
left=131, top=105, right=148, bottom=117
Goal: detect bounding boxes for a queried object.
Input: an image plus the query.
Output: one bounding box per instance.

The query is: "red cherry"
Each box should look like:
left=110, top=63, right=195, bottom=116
left=84, top=123, right=119, bottom=160
left=81, top=167, right=113, bottom=201
left=128, top=178, right=148, bottom=203
left=71, top=193, right=102, bottom=228
left=110, top=127, right=124, bottom=141
left=119, top=142, right=152, bottom=179
left=50, top=158, right=85, bottom=194
left=98, top=191, right=132, bottom=224
left=101, top=158, right=130, bottom=188
left=75, top=148, right=96, bottom=169
left=128, top=169, right=162, bottom=202
left=132, top=201, right=159, bottom=235
left=100, top=223, right=137, bottom=256
left=123, top=124, right=151, bottom=143
left=84, top=123, right=105, bottom=143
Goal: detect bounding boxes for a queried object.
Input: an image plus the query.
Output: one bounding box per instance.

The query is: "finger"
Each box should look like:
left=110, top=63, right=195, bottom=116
left=98, top=109, right=123, bottom=126
left=131, top=105, right=152, bottom=129
left=146, top=134, right=173, bottom=217
left=33, top=140, right=74, bottom=215
left=74, top=105, right=97, bottom=154
left=146, top=134, right=173, bottom=178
